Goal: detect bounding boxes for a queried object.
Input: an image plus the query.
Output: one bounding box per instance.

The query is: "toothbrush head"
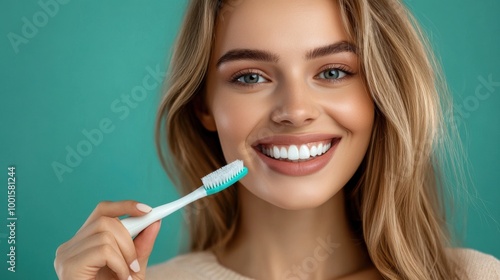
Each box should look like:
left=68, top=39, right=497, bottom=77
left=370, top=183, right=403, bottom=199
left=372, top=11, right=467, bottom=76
left=201, top=160, right=248, bottom=195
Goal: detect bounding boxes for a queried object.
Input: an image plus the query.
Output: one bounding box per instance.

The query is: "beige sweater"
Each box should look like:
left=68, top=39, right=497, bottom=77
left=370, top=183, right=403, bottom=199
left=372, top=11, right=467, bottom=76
left=147, top=249, right=500, bottom=279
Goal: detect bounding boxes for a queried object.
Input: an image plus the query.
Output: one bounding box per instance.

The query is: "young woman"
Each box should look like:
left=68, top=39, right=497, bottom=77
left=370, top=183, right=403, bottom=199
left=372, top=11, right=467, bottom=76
left=54, top=0, right=500, bottom=279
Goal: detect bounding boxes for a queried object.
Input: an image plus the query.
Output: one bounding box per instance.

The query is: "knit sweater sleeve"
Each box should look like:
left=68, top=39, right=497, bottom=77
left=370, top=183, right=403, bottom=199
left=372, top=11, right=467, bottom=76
left=451, top=248, right=500, bottom=279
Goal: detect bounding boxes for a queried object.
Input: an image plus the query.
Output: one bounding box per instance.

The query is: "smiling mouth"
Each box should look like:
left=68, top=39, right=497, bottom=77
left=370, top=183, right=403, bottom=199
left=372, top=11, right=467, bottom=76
left=256, top=138, right=341, bottom=162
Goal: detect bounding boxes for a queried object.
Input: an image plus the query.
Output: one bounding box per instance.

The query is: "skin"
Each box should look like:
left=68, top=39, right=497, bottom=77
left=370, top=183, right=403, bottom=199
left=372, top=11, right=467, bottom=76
left=198, top=0, right=380, bottom=279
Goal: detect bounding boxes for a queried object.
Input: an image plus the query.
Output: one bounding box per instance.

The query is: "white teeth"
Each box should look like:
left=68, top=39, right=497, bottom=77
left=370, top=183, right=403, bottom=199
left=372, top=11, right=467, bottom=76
left=260, top=140, right=336, bottom=161
left=288, top=145, right=299, bottom=160
left=280, top=147, right=288, bottom=158
left=310, top=145, right=318, bottom=157
left=323, top=143, right=330, bottom=153
left=317, top=143, right=323, bottom=155
left=273, top=146, right=280, bottom=159
left=299, top=145, right=310, bottom=159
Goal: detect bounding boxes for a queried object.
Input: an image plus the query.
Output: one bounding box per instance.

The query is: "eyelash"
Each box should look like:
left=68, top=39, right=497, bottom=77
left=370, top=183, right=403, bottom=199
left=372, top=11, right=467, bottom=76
left=228, top=65, right=355, bottom=88
left=229, top=69, right=268, bottom=88
left=316, top=64, right=355, bottom=83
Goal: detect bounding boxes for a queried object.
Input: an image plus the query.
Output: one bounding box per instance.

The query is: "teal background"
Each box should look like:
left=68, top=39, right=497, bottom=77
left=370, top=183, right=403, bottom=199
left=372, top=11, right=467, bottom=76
left=0, top=0, right=498, bottom=279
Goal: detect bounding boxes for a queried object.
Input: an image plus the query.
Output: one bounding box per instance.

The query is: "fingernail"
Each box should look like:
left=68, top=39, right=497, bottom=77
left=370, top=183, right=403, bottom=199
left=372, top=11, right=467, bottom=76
left=128, top=276, right=133, bottom=280
left=130, top=259, right=140, bottom=273
left=136, top=203, right=152, bottom=213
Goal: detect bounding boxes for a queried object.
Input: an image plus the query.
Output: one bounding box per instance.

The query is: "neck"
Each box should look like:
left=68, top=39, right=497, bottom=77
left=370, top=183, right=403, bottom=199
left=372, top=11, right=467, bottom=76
left=214, top=186, right=373, bottom=280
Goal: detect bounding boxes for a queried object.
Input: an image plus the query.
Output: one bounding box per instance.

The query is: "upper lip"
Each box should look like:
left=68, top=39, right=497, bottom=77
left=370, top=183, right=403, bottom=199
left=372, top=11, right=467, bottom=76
left=252, top=134, right=341, bottom=147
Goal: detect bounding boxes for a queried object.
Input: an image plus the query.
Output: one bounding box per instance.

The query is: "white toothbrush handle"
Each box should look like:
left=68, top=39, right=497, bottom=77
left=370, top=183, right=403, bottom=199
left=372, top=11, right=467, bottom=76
left=121, top=186, right=207, bottom=237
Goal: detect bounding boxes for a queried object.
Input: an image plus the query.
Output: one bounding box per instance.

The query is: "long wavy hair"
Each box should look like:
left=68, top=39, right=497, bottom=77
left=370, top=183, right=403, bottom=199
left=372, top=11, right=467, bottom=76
left=155, top=0, right=463, bottom=278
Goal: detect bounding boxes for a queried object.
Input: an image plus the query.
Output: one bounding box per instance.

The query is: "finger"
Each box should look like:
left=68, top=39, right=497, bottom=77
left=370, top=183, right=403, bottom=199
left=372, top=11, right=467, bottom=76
left=133, top=220, right=162, bottom=276
left=62, top=244, right=131, bottom=280
left=82, top=201, right=153, bottom=229
left=68, top=217, right=141, bottom=273
left=58, top=231, right=123, bottom=261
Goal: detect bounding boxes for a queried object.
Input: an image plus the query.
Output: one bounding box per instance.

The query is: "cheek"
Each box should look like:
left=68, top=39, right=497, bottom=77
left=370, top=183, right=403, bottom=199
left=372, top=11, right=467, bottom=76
left=321, top=83, right=374, bottom=178
left=210, top=93, right=266, bottom=161
left=325, top=84, right=374, bottom=137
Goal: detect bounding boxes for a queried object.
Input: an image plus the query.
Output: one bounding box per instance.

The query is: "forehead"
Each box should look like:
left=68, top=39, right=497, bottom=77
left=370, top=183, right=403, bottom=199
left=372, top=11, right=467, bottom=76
left=214, top=0, right=350, bottom=55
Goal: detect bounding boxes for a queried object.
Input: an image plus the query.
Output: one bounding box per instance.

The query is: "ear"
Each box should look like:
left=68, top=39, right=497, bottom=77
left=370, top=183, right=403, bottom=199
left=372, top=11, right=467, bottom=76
left=194, top=95, right=217, bottom=132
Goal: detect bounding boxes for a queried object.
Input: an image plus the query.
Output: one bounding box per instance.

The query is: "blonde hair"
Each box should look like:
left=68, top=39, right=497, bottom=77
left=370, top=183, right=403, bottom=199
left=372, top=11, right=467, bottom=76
left=156, top=0, right=461, bottom=278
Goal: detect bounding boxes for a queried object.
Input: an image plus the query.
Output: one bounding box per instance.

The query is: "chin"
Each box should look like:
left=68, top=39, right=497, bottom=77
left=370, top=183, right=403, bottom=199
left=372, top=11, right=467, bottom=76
left=241, top=176, right=344, bottom=211
left=269, top=196, right=334, bottom=211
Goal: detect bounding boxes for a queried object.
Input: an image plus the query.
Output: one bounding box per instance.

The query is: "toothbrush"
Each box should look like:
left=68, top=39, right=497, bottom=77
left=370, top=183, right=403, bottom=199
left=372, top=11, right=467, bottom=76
left=121, top=160, right=248, bottom=237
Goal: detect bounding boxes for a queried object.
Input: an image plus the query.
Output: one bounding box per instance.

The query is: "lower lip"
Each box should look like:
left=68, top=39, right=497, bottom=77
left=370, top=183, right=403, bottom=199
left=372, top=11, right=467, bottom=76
left=254, top=139, right=340, bottom=176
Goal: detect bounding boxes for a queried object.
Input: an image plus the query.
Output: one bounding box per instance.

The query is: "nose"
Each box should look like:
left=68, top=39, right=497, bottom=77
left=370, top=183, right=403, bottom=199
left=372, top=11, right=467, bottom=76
left=270, top=80, right=320, bottom=127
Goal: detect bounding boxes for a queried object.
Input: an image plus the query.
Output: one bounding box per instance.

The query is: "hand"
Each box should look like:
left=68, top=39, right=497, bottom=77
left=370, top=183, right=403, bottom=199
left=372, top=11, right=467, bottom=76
left=54, top=200, right=161, bottom=280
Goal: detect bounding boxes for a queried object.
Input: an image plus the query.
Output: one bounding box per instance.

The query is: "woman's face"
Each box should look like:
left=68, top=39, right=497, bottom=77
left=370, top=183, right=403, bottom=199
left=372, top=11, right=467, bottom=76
left=200, top=0, right=374, bottom=209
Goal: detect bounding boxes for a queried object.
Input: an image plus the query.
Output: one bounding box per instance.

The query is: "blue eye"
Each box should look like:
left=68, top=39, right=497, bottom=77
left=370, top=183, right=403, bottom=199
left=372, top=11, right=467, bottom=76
left=318, top=68, right=347, bottom=80
left=235, top=73, right=268, bottom=84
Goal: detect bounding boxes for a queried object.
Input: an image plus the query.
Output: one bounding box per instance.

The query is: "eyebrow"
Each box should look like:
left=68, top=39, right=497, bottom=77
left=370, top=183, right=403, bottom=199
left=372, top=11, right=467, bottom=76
left=216, top=49, right=279, bottom=68
left=305, top=41, right=357, bottom=60
left=216, top=41, right=357, bottom=68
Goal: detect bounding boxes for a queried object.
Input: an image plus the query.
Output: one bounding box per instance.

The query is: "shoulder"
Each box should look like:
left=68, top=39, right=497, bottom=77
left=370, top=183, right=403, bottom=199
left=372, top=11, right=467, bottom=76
left=447, top=248, right=500, bottom=279
left=146, top=251, right=253, bottom=280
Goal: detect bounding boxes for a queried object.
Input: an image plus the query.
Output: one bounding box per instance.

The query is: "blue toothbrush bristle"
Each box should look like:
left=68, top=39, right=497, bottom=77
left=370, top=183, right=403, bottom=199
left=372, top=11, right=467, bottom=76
left=202, top=160, right=248, bottom=195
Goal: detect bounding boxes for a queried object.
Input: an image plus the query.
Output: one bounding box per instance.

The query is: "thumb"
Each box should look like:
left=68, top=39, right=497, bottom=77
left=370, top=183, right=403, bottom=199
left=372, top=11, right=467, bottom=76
left=132, top=220, right=161, bottom=278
